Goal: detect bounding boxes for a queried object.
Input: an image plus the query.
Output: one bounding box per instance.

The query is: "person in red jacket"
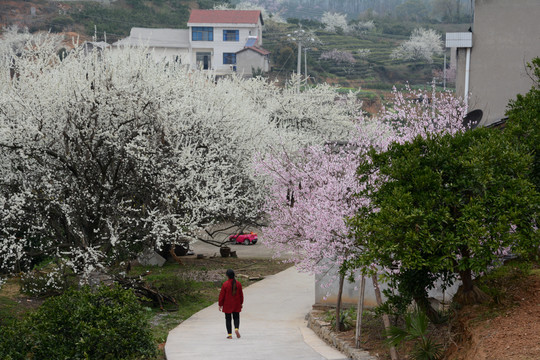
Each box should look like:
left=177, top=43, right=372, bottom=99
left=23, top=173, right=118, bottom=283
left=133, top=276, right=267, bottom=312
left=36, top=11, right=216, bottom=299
left=218, top=269, right=244, bottom=339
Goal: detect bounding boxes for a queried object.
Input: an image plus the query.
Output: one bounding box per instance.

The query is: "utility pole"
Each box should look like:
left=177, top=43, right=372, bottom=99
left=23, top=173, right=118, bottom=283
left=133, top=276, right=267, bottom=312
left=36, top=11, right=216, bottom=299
left=297, top=41, right=302, bottom=92
left=443, top=52, right=447, bottom=90
left=288, top=28, right=320, bottom=93
left=304, top=47, right=308, bottom=82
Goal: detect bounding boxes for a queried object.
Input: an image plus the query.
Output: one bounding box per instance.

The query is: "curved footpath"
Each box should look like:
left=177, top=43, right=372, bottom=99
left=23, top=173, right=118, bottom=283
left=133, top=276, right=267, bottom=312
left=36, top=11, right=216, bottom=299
left=165, top=266, right=350, bottom=360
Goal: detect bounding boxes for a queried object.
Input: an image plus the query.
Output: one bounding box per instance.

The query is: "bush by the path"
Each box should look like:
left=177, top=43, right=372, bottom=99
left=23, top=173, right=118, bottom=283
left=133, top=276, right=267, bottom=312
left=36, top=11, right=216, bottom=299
left=0, top=285, right=157, bottom=360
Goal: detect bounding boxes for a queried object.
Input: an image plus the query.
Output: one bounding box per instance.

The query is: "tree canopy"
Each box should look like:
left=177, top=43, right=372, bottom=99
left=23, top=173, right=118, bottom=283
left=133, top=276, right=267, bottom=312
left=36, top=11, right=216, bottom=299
left=350, top=127, right=539, bottom=308
left=0, top=29, right=358, bottom=279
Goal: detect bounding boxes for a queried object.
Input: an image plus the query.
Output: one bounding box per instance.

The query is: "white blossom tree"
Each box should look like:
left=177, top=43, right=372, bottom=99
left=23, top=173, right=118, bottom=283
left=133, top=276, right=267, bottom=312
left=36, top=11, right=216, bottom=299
left=0, top=30, right=359, bottom=279
left=321, top=12, right=349, bottom=33
left=390, top=28, right=444, bottom=63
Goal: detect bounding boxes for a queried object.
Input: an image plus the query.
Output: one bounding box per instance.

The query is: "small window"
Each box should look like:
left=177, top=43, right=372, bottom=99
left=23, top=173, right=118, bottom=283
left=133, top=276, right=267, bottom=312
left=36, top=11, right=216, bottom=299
left=223, top=53, right=236, bottom=65
left=223, top=30, right=239, bottom=41
left=192, top=27, right=213, bottom=41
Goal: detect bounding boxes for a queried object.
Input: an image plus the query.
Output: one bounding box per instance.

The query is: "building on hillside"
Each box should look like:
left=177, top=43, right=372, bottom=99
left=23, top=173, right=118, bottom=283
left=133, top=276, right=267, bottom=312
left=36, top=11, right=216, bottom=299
left=113, top=28, right=190, bottom=64
left=112, top=9, right=270, bottom=76
left=446, top=0, right=540, bottom=127
left=235, top=41, right=271, bottom=77
left=187, top=9, right=265, bottom=73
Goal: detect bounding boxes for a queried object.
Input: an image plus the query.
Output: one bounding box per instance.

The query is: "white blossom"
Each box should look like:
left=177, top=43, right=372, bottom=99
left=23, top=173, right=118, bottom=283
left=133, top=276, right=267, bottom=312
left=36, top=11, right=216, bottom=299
left=0, top=30, right=359, bottom=279
left=321, top=12, right=349, bottom=33
left=390, top=28, right=444, bottom=63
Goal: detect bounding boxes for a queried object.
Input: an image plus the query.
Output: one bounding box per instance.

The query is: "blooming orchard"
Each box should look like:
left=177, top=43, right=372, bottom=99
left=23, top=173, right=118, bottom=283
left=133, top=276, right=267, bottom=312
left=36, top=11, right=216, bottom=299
left=257, top=85, right=467, bottom=276
left=0, top=29, right=357, bottom=279
left=391, top=28, right=444, bottom=63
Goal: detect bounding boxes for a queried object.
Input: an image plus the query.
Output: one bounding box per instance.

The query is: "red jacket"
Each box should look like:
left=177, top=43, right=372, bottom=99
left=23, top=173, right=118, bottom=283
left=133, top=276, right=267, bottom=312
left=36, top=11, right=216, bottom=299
left=219, top=279, right=243, bottom=313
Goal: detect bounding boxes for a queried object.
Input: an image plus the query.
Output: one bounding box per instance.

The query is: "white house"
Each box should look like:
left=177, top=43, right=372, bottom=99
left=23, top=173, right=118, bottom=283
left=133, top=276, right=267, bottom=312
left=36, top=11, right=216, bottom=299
left=187, top=9, right=265, bottom=73
left=446, top=0, right=540, bottom=127
left=113, top=9, right=270, bottom=75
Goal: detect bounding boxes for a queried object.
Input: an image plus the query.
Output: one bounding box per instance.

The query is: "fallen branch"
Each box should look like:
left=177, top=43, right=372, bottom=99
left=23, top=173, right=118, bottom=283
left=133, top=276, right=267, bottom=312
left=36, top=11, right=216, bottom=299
left=114, top=275, right=178, bottom=311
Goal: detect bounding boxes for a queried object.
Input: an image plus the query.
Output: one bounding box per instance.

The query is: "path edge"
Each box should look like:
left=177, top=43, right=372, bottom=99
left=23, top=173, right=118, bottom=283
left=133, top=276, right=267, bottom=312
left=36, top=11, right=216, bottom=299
left=307, top=310, right=378, bottom=360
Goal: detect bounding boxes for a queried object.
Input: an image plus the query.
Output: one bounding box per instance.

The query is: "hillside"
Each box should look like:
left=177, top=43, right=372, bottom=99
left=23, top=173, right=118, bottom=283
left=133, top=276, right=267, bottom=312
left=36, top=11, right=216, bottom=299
left=0, top=0, right=467, bottom=87
left=0, top=0, right=205, bottom=42
left=263, top=20, right=468, bottom=88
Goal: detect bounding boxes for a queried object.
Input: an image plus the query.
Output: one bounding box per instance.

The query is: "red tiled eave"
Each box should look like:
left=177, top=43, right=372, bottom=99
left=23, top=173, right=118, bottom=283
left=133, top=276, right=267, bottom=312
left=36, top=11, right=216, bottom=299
left=188, top=10, right=263, bottom=25
left=237, top=46, right=271, bottom=56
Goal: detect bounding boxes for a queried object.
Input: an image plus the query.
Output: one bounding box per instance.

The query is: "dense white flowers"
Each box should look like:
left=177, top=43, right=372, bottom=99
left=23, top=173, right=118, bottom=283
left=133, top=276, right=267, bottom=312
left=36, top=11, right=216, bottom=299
left=321, top=12, right=349, bottom=33
left=0, top=29, right=359, bottom=279
left=390, top=28, right=444, bottom=63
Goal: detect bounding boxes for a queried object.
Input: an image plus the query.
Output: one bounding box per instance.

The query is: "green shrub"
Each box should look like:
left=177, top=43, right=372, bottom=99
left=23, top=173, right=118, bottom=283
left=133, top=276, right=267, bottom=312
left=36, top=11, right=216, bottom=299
left=324, top=307, right=357, bottom=331
left=0, top=319, right=30, bottom=360
left=386, top=309, right=443, bottom=360
left=1, top=285, right=157, bottom=360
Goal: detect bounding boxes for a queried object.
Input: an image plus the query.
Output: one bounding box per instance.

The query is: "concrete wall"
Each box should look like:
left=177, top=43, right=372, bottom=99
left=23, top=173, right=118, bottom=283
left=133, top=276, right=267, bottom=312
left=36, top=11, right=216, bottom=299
left=456, top=0, right=540, bottom=126
left=146, top=47, right=189, bottom=64
left=314, top=265, right=460, bottom=309
left=236, top=50, right=269, bottom=77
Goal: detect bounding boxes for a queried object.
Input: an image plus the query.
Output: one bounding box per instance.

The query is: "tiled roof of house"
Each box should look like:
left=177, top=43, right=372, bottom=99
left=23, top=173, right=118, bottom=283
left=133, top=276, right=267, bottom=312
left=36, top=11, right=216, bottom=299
left=236, top=46, right=270, bottom=56
left=188, top=10, right=263, bottom=25
left=113, top=28, right=190, bottom=48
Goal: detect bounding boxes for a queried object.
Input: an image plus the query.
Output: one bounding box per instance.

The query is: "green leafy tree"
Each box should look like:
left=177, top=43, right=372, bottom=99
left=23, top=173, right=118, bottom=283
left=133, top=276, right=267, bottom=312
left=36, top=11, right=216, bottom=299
left=351, top=128, right=539, bottom=316
left=0, top=285, right=157, bottom=360
left=505, top=57, right=540, bottom=191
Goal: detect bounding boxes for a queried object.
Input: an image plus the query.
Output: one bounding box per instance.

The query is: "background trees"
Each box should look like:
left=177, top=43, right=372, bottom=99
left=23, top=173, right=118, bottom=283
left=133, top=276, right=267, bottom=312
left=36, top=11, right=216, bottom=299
left=390, top=28, right=444, bottom=63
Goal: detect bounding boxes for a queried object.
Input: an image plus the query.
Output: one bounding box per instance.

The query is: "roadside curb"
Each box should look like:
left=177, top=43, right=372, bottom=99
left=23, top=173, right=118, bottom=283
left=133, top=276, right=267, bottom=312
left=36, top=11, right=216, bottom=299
left=307, top=310, right=378, bottom=360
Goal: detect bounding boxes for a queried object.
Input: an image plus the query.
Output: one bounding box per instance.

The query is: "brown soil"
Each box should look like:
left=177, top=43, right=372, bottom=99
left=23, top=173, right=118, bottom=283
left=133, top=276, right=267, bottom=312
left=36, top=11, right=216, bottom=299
left=446, top=272, right=540, bottom=360
left=310, top=269, right=540, bottom=360
left=311, top=310, right=450, bottom=360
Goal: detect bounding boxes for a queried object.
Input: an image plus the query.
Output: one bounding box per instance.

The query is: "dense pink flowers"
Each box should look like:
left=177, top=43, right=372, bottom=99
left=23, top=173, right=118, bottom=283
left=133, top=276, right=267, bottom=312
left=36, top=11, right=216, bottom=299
left=256, top=85, right=467, bottom=276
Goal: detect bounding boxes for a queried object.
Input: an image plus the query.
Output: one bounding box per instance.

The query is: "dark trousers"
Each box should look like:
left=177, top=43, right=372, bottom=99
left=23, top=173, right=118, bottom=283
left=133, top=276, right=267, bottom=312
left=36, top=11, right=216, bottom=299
left=225, top=312, right=240, bottom=334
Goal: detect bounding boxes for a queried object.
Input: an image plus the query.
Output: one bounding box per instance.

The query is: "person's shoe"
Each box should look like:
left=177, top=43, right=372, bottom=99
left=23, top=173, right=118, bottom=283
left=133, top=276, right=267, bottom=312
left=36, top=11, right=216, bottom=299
left=227, top=335, right=233, bottom=339
left=235, top=329, right=241, bottom=338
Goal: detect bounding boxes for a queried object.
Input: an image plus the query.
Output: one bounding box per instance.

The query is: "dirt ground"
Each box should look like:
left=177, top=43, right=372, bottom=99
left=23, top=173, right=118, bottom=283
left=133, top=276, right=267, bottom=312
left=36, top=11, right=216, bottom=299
left=446, top=271, right=540, bottom=360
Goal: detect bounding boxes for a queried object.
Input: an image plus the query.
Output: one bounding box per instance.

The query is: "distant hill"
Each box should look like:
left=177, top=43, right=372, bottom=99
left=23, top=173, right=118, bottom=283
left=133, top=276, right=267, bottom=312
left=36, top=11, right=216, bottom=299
left=0, top=0, right=468, bottom=87
left=0, top=0, right=224, bottom=42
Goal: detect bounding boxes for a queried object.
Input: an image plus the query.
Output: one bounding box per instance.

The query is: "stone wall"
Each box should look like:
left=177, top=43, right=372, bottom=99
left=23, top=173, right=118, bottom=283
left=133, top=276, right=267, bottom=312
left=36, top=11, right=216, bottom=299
left=307, top=310, right=377, bottom=360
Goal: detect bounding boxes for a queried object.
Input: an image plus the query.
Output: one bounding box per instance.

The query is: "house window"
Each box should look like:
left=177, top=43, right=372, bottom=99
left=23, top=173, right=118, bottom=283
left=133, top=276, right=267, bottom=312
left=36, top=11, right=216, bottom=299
left=192, top=27, right=213, bottom=41
left=223, top=30, right=239, bottom=41
left=223, top=53, right=236, bottom=65
left=196, top=52, right=211, bottom=70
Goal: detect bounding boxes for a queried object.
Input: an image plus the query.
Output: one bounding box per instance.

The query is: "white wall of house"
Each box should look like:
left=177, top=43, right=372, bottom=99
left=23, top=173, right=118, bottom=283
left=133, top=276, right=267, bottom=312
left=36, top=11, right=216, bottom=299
left=453, top=0, right=540, bottom=126
left=145, top=47, right=190, bottom=64
left=236, top=49, right=270, bottom=77
left=188, top=22, right=262, bottom=73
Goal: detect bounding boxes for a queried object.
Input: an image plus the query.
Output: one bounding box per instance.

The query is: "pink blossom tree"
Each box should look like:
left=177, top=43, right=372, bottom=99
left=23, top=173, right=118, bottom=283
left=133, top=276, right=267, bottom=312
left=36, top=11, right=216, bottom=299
left=256, top=85, right=466, bottom=339
left=257, top=85, right=467, bottom=275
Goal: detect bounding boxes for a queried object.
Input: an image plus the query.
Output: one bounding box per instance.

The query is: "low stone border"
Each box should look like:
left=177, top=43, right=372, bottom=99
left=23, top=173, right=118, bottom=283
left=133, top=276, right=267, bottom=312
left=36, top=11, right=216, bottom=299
left=307, top=310, right=378, bottom=360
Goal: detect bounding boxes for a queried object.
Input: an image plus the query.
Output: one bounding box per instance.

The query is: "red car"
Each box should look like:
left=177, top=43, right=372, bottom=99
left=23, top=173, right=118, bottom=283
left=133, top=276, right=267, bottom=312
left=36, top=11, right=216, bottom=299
left=229, top=232, right=258, bottom=245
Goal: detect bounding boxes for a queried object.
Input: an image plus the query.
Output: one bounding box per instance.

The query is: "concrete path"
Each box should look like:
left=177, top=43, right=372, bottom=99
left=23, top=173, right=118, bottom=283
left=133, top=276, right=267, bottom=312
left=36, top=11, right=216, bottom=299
left=165, top=266, right=349, bottom=360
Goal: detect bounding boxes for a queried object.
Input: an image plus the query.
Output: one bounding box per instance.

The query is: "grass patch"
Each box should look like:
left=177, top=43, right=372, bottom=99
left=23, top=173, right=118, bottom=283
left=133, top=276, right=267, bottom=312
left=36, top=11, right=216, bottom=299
left=1, top=257, right=291, bottom=360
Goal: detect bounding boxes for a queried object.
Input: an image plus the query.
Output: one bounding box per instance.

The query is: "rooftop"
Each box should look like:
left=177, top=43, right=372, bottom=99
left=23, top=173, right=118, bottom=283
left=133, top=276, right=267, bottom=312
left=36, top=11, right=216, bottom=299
left=113, top=28, right=189, bottom=48
left=188, top=9, right=263, bottom=25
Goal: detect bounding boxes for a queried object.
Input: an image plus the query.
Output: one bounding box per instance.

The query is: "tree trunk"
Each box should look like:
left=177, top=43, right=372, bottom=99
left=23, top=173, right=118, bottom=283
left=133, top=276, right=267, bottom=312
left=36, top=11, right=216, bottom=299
left=412, top=294, right=441, bottom=324
left=454, top=269, right=491, bottom=305
left=372, top=274, right=399, bottom=360
left=335, top=273, right=345, bottom=331
left=355, top=275, right=366, bottom=348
